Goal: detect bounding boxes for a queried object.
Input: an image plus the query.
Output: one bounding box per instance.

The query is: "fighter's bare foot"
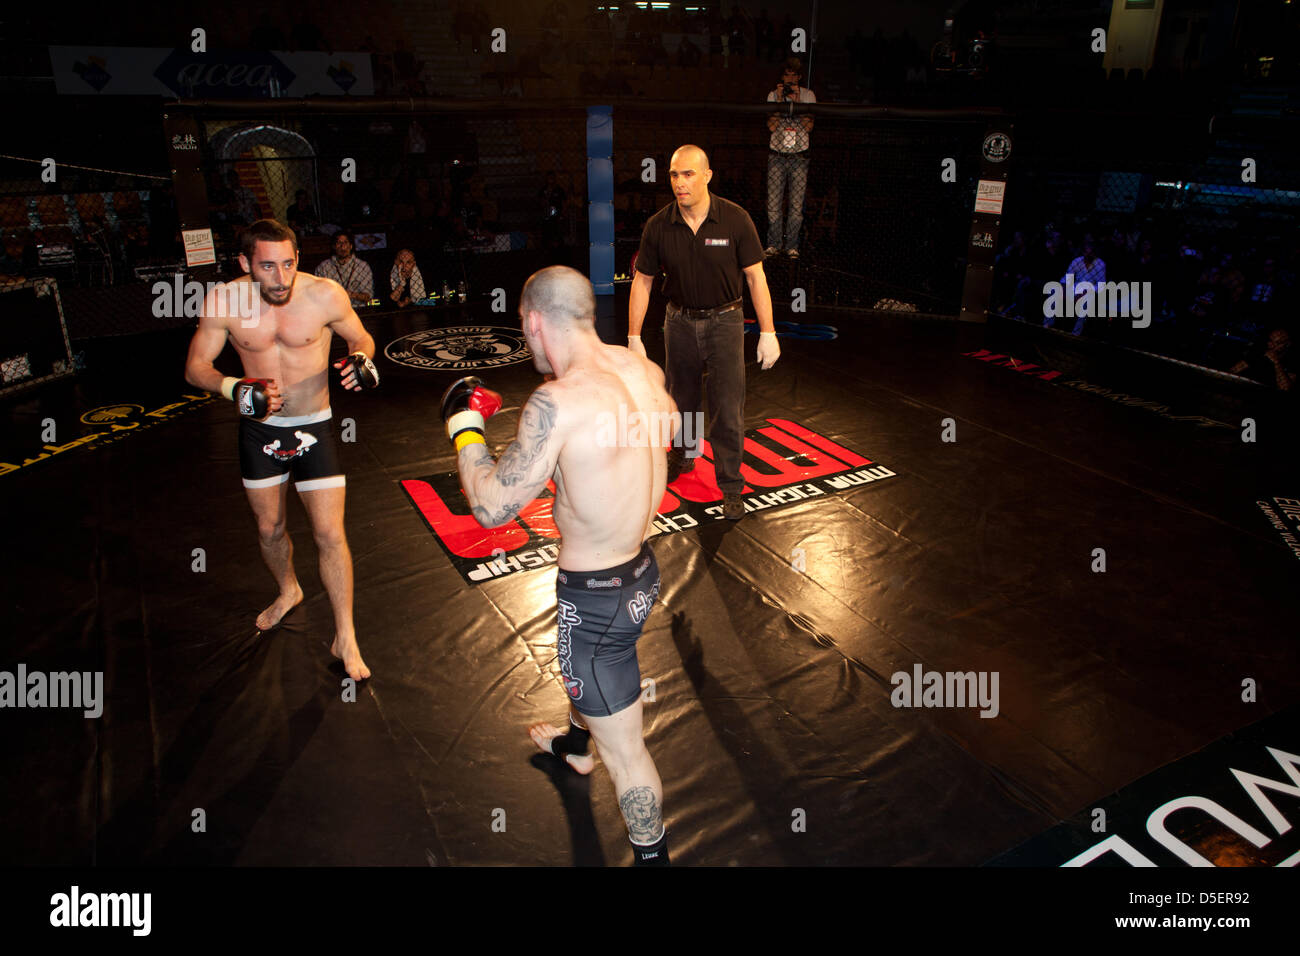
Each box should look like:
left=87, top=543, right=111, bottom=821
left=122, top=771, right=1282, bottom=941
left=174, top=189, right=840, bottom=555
left=256, top=584, right=303, bottom=631
left=529, top=722, right=595, bottom=774
left=330, top=634, right=371, bottom=681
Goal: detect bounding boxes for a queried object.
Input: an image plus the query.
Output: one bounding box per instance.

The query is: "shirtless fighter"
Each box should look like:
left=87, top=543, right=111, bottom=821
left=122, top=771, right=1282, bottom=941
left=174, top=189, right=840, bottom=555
left=440, top=265, right=675, bottom=865
left=184, top=219, right=377, bottom=681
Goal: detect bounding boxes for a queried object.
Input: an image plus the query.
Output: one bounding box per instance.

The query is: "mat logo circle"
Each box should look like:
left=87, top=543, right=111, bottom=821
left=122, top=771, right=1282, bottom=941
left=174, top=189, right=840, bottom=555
left=81, top=404, right=146, bottom=428
left=384, top=326, right=532, bottom=371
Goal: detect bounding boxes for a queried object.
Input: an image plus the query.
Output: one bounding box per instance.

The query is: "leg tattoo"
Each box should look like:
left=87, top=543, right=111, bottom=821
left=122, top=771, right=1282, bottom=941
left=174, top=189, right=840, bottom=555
left=619, top=786, right=664, bottom=843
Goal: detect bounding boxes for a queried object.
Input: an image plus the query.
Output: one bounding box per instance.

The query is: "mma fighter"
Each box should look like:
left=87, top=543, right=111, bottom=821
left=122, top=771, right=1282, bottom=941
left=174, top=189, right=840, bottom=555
left=441, top=265, right=676, bottom=865
left=184, top=219, right=378, bottom=681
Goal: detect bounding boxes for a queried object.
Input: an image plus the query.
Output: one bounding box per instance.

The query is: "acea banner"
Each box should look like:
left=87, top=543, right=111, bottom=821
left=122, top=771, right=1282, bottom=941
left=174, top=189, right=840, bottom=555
left=50, top=47, right=374, bottom=97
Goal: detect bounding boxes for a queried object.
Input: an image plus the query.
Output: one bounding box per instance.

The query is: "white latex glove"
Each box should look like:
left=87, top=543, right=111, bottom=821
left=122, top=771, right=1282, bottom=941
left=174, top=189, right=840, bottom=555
left=628, top=335, right=647, bottom=358
left=757, top=331, right=780, bottom=370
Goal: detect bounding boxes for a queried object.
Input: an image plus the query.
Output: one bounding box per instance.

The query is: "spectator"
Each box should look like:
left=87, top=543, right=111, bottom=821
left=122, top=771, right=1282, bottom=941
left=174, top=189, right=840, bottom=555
left=905, top=52, right=928, bottom=90
left=1188, top=264, right=1223, bottom=330
left=1047, top=238, right=1106, bottom=335
left=315, top=230, right=374, bottom=307
left=285, top=189, right=318, bottom=235
left=708, top=7, right=725, bottom=63
left=1217, top=252, right=1246, bottom=309
left=764, top=57, right=816, bottom=259
left=1231, top=326, right=1296, bottom=392
left=389, top=248, right=426, bottom=307
left=1242, top=256, right=1284, bottom=326
left=406, top=119, right=428, bottom=157
left=994, top=230, right=1030, bottom=313
left=725, top=5, right=749, bottom=60
left=224, top=171, right=259, bottom=225
left=539, top=171, right=567, bottom=250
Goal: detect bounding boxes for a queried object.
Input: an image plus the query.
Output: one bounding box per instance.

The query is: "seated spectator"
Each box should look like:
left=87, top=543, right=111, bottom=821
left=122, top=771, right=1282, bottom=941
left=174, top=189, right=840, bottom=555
left=1217, top=252, right=1246, bottom=309
left=1188, top=264, right=1223, bottom=330
left=1047, top=238, right=1106, bottom=336
left=315, top=230, right=374, bottom=307
left=1242, top=256, right=1286, bottom=326
left=389, top=248, right=426, bottom=307
left=1231, top=326, right=1296, bottom=393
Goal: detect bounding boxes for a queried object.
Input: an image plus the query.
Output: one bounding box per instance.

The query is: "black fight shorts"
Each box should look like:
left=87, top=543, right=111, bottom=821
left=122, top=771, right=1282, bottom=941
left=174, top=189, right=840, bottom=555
left=555, top=542, right=661, bottom=717
left=238, top=408, right=345, bottom=491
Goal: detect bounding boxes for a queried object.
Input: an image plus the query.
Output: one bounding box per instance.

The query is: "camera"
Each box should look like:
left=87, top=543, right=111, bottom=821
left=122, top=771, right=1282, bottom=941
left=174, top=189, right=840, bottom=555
left=782, top=82, right=795, bottom=97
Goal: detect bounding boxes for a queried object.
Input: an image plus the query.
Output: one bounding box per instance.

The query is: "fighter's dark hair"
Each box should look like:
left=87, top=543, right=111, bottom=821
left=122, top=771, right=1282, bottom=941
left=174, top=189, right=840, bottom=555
left=240, top=219, right=299, bottom=261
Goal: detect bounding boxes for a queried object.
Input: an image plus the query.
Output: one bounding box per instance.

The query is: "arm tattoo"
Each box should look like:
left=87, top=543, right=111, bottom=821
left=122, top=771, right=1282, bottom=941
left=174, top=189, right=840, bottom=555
left=465, top=445, right=494, bottom=469
left=496, top=390, right=558, bottom=487
left=471, top=501, right=522, bottom=528
left=459, top=388, right=557, bottom=526
left=619, top=786, right=664, bottom=843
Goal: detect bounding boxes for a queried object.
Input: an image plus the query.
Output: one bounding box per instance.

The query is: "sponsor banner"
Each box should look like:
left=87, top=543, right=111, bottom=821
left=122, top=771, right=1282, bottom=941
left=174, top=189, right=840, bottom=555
left=0, top=394, right=214, bottom=479
left=1255, top=497, right=1300, bottom=562
left=181, top=228, right=216, bottom=268
left=988, top=703, right=1300, bottom=867
left=50, top=47, right=373, bottom=97
left=385, top=326, right=531, bottom=371
left=403, top=418, right=897, bottom=585
left=959, top=124, right=1012, bottom=322
left=961, top=348, right=1236, bottom=428
left=974, top=179, right=1006, bottom=215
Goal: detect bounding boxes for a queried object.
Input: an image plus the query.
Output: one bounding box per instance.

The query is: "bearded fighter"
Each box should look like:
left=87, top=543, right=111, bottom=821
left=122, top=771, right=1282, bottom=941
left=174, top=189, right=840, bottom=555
left=184, top=218, right=379, bottom=681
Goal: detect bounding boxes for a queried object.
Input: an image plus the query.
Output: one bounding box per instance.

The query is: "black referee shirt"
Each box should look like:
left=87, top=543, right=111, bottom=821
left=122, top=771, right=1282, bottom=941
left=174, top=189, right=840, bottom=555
left=634, top=193, right=764, bottom=310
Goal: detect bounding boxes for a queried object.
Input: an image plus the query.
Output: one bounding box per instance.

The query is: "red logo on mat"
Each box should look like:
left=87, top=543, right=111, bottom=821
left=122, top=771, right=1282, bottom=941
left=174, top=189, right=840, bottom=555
left=402, top=418, right=896, bottom=585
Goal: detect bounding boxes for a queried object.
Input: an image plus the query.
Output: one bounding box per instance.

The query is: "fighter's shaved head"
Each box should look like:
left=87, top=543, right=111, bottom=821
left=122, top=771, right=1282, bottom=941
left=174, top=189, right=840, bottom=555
left=520, top=265, right=596, bottom=327
left=670, top=144, right=710, bottom=172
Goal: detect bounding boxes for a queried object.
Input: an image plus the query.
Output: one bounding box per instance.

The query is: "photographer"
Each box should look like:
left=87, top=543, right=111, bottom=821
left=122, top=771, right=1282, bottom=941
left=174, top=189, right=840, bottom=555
left=765, top=57, right=816, bottom=259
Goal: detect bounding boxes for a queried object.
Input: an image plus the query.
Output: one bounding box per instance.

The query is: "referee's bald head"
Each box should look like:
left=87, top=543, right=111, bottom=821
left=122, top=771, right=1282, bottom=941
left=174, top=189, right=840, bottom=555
left=670, top=144, right=710, bottom=173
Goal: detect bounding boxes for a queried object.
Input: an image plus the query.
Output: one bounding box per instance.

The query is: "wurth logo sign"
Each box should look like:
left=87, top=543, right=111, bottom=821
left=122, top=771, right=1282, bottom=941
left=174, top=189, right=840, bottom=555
left=402, top=418, right=897, bottom=584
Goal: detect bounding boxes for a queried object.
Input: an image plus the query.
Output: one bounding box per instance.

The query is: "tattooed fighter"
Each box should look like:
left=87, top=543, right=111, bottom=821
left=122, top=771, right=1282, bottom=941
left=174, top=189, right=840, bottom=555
left=440, top=265, right=676, bottom=865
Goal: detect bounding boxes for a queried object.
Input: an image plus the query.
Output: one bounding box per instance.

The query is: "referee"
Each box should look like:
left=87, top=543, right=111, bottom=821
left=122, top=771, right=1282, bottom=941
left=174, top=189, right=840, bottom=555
left=628, top=144, right=780, bottom=521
